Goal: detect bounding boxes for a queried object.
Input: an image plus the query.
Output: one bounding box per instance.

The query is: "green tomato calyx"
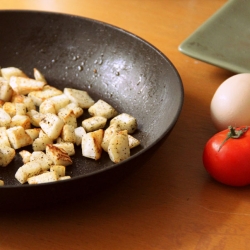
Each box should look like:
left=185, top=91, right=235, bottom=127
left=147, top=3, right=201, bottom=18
left=218, top=126, right=249, bottom=151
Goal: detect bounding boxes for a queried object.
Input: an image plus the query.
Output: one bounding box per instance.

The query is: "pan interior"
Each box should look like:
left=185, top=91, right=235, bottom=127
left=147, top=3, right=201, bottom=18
left=0, top=11, right=183, bottom=186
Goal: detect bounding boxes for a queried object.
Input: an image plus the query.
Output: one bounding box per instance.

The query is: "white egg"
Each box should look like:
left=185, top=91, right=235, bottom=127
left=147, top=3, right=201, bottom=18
left=210, top=73, right=250, bottom=131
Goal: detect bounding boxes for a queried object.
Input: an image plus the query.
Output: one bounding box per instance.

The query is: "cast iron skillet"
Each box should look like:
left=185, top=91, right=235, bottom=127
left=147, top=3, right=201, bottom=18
left=0, top=10, right=183, bottom=210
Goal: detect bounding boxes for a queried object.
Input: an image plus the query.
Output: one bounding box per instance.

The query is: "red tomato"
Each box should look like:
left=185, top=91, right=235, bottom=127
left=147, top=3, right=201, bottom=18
left=203, top=126, right=250, bottom=186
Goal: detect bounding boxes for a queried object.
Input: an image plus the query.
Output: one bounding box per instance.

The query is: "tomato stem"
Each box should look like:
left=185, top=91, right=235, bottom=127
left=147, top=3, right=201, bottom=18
left=218, top=126, right=249, bottom=151
left=229, top=126, right=237, bottom=136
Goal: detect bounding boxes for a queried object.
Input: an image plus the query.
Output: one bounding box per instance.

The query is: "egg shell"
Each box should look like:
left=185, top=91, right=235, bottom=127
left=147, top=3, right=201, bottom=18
left=210, top=73, right=250, bottom=131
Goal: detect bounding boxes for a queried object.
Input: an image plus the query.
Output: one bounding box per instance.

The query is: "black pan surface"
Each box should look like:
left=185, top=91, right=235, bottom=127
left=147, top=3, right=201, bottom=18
left=0, top=10, right=183, bottom=210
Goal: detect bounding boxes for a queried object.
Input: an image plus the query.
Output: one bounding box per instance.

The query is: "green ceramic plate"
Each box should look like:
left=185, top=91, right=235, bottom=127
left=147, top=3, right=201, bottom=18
left=179, top=0, right=250, bottom=73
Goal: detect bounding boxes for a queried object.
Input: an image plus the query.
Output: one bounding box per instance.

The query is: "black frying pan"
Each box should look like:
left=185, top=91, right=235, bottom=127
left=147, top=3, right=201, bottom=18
left=0, top=10, right=183, bottom=210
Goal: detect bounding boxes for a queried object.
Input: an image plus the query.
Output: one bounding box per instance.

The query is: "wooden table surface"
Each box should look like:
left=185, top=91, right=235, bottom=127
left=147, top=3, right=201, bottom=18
left=1, top=0, right=249, bottom=249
